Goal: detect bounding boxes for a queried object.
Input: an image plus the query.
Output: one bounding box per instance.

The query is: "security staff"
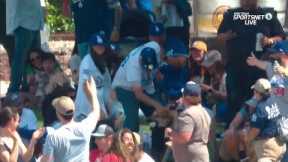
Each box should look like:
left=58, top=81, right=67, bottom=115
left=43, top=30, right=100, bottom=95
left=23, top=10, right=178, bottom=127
left=217, top=0, right=285, bottom=122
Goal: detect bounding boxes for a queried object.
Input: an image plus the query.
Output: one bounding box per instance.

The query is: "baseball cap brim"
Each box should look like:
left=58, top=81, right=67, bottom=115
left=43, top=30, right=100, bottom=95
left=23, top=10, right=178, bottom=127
left=91, top=132, right=106, bottom=137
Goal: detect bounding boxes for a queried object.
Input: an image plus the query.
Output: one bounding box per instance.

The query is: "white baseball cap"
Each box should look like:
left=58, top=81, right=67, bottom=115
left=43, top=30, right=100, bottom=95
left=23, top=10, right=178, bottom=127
left=92, top=124, right=114, bottom=138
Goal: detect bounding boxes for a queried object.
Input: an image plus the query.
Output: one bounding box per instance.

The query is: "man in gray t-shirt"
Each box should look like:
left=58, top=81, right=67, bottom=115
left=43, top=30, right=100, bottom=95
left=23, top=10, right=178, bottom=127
left=165, top=81, right=212, bottom=162
left=40, top=77, right=100, bottom=162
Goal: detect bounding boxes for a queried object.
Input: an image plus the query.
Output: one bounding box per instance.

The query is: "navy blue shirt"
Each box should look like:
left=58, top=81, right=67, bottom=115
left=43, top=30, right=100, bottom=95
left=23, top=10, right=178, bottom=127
left=250, top=96, right=281, bottom=138
left=71, top=0, right=117, bottom=43
left=158, top=64, right=190, bottom=99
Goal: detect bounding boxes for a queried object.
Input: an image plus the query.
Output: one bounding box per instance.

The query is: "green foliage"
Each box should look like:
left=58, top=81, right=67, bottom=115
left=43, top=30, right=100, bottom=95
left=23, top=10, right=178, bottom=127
left=46, top=0, right=74, bottom=33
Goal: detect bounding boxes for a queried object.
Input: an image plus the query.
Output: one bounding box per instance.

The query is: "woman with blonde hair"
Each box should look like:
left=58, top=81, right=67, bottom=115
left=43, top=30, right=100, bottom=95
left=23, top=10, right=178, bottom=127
left=102, top=128, right=141, bottom=162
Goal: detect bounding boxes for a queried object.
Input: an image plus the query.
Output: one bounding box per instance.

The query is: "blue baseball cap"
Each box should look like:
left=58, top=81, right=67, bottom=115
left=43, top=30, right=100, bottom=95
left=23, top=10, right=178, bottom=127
left=89, top=34, right=106, bottom=47
left=181, top=81, right=201, bottom=97
left=165, top=38, right=189, bottom=57
left=141, top=47, right=158, bottom=70
left=268, top=40, right=288, bottom=56
left=149, top=23, right=164, bottom=36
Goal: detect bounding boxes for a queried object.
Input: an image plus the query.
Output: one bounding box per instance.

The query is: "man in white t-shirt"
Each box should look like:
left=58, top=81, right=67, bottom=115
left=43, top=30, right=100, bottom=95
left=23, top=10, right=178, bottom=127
left=40, top=77, right=100, bottom=162
left=112, top=41, right=166, bottom=131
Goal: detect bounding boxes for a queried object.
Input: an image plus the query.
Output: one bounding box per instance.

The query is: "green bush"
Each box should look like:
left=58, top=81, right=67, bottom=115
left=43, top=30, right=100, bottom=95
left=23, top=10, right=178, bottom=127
left=46, top=0, right=74, bottom=33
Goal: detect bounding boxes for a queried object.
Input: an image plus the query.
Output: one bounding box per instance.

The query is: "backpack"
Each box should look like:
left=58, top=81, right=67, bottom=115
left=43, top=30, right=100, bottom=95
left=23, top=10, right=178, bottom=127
left=277, top=115, right=288, bottom=143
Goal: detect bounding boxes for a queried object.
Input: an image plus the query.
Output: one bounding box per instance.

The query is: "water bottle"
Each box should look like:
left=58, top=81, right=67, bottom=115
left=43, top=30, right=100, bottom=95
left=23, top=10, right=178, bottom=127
left=255, top=33, right=264, bottom=52
left=271, top=61, right=285, bottom=96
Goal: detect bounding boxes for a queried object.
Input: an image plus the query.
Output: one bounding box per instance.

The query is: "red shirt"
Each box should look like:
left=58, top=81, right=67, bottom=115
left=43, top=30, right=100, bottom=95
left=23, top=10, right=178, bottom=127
left=90, top=149, right=105, bottom=162
left=101, top=153, right=127, bottom=162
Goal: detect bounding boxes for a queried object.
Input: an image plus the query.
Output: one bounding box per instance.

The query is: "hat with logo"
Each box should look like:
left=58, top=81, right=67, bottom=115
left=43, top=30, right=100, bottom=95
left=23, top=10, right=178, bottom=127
left=251, top=78, right=271, bottom=94
left=202, top=50, right=222, bottom=68
left=89, top=34, right=106, bottom=47
left=181, top=81, right=201, bottom=97
left=165, top=38, right=189, bottom=57
left=190, top=41, right=208, bottom=53
left=149, top=23, right=165, bottom=36
left=92, top=124, right=114, bottom=138
left=141, top=47, right=158, bottom=70
left=52, top=96, right=75, bottom=116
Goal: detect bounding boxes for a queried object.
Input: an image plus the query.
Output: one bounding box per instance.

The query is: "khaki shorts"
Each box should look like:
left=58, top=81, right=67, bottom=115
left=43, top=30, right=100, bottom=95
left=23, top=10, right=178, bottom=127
left=253, top=137, right=286, bottom=162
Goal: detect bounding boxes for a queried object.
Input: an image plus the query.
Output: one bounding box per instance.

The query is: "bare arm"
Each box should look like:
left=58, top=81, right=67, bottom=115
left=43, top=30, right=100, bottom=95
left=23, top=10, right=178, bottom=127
left=0, top=138, right=19, bottom=162
left=132, top=85, right=164, bottom=111
left=211, top=88, right=227, bottom=100
left=229, top=112, right=244, bottom=129
left=246, top=53, right=268, bottom=71
left=22, top=128, right=45, bottom=162
left=246, top=128, right=260, bottom=144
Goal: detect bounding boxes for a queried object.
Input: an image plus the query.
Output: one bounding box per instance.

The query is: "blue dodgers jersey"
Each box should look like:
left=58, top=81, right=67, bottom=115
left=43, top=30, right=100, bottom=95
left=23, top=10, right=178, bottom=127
left=250, top=96, right=281, bottom=138
left=158, top=65, right=190, bottom=98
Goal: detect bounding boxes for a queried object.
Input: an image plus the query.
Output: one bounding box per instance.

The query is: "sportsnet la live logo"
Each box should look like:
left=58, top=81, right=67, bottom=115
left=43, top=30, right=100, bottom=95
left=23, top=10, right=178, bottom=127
left=233, top=12, right=273, bottom=26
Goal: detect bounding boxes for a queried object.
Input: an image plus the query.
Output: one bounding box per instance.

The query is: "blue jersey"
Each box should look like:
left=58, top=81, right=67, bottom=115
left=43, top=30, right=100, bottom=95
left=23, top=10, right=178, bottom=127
left=250, top=96, right=281, bottom=138
left=158, top=64, right=189, bottom=98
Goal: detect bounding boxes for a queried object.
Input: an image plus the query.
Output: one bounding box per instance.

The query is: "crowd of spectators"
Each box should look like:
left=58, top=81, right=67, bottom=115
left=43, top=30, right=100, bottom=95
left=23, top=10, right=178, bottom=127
left=1, top=0, right=288, bottom=162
